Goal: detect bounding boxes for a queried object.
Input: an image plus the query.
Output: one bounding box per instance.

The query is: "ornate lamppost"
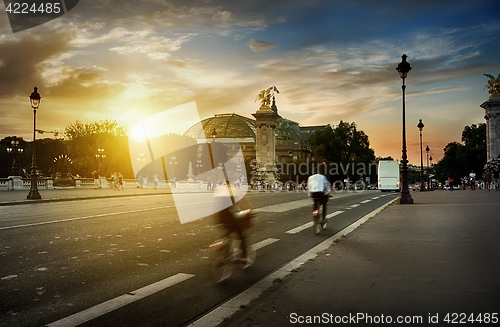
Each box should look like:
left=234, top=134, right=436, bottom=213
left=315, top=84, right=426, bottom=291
left=396, top=54, right=413, bottom=204
left=425, top=145, right=430, bottom=191
left=170, top=156, right=177, bottom=179
left=27, top=87, right=41, bottom=200
left=7, top=139, right=23, bottom=176
left=96, top=148, right=106, bottom=175
left=429, top=155, right=433, bottom=190
left=417, top=119, right=425, bottom=191
left=196, top=159, right=203, bottom=178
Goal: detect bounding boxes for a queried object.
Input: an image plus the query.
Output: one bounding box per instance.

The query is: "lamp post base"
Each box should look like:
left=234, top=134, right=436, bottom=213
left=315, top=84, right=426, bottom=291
left=27, top=190, right=41, bottom=200
left=397, top=191, right=413, bottom=204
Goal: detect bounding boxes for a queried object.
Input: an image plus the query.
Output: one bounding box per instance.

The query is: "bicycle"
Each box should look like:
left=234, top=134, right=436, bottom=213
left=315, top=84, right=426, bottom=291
left=312, top=194, right=332, bottom=234
left=312, top=202, right=327, bottom=234
left=209, top=209, right=256, bottom=284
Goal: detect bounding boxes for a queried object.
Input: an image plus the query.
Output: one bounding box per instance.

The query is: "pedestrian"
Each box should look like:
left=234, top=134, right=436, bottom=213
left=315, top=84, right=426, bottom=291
left=448, top=175, right=454, bottom=191
left=142, top=175, right=148, bottom=189
left=484, top=168, right=492, bottom=191
left=93, top=170, right=101, bottom=189
left=153, top=174, right=159, bottom=189
left=118, top=173, right=124, bottom=191
left=112, top=172, right=119, bottom=190
left=136, top=174, right=142, bottom=188
left=469, top=170, right=476, bottom=190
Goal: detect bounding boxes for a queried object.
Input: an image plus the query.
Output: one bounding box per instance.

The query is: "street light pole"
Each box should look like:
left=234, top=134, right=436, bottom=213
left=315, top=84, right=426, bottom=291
left=429, top=155, right=433, bottom=190
left=425, top=145, right=430, bottom=191
left=27, top=87, right=41, bottom=200
left=96, top=148, right=106, bottom=175
left=396, top=55, right=413, bottom=204
left=417, top=119, right=425, bottom=191
left=7, top=139, right=23, bottom=176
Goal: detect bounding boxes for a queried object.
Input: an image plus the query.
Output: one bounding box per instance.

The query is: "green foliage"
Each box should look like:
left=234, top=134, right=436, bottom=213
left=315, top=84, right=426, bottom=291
left=309, top=121, right=376, bottom=181
left=64, top=119, right=132, bottom=178
left=434, top=123, right=486, bottom=182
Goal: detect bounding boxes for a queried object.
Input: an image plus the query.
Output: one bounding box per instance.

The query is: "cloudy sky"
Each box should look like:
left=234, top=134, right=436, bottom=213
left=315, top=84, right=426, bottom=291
left=0, top=0, right=499, bottom=164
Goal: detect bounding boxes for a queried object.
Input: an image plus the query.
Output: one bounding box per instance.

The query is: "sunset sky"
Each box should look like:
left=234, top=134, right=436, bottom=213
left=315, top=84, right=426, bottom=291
left=0, top=0, right=499, bottom=165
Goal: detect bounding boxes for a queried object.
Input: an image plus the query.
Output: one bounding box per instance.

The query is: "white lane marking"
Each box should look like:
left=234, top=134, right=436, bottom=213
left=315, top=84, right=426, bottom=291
left=0, top=205, right=177, bottom=230
left=46, top=273, right=194, bottom=327
left=285, top=210, right=344, bottom=235
left=360, top=200, right=371, bottom=203
left=258, top=199, right=311, bottom=213
left=189, top=198, right=398, bottom=327
left=372, top=196, right=380, bottom=199
left=251, top=238, right=280, bottom=251
left=0, top=200, right=218, bottom=231
left=285, top=222, right=313, bottom=235
left=2, top=192, right=363, bottom=230
left=326, top=210, right=344, bottom=219
left=350, top=204, right=360, bottom=208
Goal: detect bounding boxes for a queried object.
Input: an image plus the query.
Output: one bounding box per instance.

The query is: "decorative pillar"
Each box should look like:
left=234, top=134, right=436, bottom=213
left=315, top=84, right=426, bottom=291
left=481, top=97, right=500, bottom=162
left=252, top=96, right=280, bottom=182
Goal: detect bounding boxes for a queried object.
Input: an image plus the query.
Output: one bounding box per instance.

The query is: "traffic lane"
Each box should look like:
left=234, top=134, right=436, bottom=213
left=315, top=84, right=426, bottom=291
left=58, top=194, right=398, bottom=327
left=0, top=194, right=180, bottom=229
left=0, top=206, right=218, bottom=327
left=1, top=191, right=392, bottom=327
left=0, top=190, right=301, bottom=230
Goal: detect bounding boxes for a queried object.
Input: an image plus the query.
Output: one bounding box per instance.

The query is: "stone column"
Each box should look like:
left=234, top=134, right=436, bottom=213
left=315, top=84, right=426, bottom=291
left=480, top=97, right=500, bottom=162
left=252, top=102, right=279, bottom=182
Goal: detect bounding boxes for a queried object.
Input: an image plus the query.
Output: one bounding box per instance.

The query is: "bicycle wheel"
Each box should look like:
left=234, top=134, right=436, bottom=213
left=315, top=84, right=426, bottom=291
left=242, top=244, right=257, bottom=269
left=313, top=206, right=322, bottom=235
left=209, top=241, right=233, bottom=284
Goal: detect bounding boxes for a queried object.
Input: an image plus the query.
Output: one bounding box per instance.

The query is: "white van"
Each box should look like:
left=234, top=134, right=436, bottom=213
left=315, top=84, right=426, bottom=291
left=378, top=160, right=400, bottom=192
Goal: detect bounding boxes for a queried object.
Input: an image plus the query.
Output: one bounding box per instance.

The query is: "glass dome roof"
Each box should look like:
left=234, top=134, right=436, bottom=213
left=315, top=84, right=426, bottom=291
left=183, top=113, right=256, bottom=140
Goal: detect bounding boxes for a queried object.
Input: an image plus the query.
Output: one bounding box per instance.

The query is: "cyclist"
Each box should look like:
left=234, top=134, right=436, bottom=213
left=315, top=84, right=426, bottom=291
left=214, top=179, right=255, bottom=266
left=307, top=164, right=331, bottom=221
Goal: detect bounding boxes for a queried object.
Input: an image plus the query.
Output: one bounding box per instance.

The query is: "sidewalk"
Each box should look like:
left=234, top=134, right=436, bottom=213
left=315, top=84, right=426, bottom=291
left=215, top=190, right=500, bottom=326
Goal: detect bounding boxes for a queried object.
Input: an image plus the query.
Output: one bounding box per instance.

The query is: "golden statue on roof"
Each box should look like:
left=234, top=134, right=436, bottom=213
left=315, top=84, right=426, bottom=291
left=484, top=74, right=500, bottom=97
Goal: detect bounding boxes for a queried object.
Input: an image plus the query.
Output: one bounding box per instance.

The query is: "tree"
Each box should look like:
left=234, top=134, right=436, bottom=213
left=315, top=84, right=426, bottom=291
left=434, top=123, right=486, bottom=183
left=64, top=119, right=131, bottom=177
left=309, top=121, right=376, bottom=182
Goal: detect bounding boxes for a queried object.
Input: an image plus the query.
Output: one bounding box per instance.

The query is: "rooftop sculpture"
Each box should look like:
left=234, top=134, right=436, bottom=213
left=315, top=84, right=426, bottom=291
left=484, top=74, right=500, bottom=97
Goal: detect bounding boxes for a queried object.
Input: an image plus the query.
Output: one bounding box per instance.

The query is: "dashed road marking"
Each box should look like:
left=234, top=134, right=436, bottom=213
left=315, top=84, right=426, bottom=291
left=285, top=210, right=344, bottom=234
left=251, top=238, right=280, bottom=251
left=350, top=204, right=360, bottom=208
left=189, top=197, right=398, bottom=327
left=360, top=200, right=371, bottom=203
left=46, top=273, right=195, bottom=327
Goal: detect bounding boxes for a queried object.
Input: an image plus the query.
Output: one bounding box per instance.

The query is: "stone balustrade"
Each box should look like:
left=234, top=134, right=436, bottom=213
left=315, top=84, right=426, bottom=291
left=0, top=176, right=208, bottom=191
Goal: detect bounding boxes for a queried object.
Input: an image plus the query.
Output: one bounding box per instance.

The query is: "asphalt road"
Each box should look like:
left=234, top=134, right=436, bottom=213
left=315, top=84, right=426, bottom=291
left=0, top=190, right=398, bottom=327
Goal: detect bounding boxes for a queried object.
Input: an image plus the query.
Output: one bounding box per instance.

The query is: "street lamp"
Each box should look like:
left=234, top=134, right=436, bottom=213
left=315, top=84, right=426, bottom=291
left=196, top=159, right=203, bottom=178
left=27, top=87, right=41, bottom=200
left=396, top=54, right=413, bottom=204
left=429, top=155, right=433, bottom=190
left=96, top=148, right=106, bottom=174
left=417, top=119, right=425, bottom=191
left=7, top=139, right=23, bottom=176
left=170, top=156, right=177, bottom=177
left=425, top=145, right=430, bottom=191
